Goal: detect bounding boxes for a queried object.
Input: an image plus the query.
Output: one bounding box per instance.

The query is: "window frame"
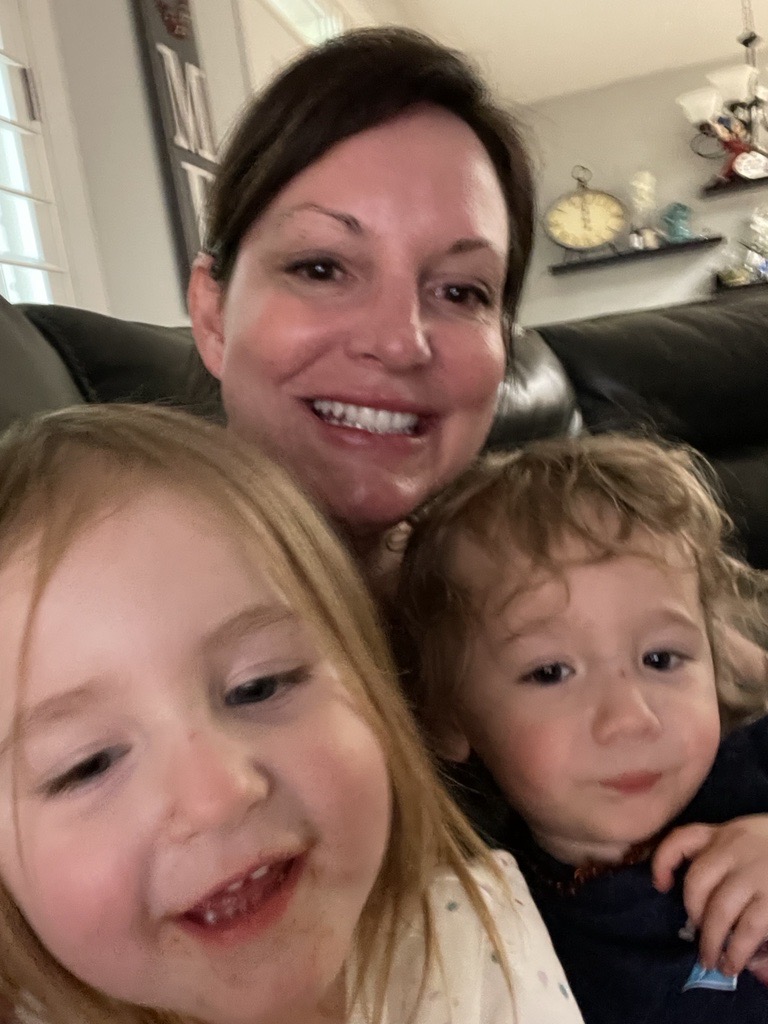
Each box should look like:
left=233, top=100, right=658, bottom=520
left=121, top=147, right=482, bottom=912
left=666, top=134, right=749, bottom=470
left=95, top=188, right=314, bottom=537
left=15, top=0, right=108, bottom=310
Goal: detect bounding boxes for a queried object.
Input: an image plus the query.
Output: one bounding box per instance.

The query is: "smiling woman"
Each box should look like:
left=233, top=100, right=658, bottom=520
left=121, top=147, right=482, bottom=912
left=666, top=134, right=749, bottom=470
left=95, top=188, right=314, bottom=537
left=188, top=26, right=534, bottom=571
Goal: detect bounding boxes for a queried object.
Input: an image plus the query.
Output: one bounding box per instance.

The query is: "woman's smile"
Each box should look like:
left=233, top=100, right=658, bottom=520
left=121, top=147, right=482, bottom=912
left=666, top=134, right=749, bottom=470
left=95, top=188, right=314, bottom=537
left=309, top=399, right=421, bottom=436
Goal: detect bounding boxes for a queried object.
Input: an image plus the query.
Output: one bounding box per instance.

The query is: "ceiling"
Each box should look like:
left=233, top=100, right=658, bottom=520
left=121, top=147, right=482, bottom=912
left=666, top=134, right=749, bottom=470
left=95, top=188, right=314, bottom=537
left=370, top=0, right=757, bottom=104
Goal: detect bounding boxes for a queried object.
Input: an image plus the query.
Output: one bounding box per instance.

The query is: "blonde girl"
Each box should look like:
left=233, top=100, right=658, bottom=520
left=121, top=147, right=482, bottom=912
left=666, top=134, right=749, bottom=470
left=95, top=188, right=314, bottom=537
left=0, top=404, right=581, bottom=1024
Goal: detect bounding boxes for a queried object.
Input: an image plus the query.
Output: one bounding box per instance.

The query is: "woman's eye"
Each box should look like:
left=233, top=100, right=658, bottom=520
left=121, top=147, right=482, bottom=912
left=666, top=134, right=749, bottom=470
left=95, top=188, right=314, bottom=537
left=286, top=258, right=343, bottom=283
left=522, top=662, right=573, bottom=686
left=643, top=650, right=684, bottom=672
left=439, top=283, right=492, bottom=308
left=224, top=666, right=309, bottom=707
left=44, top=746, right=127, bottom=797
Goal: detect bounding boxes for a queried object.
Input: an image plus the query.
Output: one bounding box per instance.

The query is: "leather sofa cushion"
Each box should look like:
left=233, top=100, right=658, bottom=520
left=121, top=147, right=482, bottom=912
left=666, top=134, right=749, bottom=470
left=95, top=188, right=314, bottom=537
left=21, top=303, right=195, bottom=405
left=535, top=292, right=768, bottom=453
left=0, top=297, right=87, bottom=431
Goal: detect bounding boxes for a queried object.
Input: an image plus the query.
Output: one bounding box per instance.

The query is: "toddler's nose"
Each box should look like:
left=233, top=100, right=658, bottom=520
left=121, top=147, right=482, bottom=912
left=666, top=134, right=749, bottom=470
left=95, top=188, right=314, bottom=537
left=591, top=677, right=662, bottom=745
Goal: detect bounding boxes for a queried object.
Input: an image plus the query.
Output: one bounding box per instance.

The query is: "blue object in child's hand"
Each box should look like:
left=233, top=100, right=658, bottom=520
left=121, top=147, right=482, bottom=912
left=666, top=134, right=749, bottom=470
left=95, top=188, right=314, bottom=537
left=682, top=961, right=738, bottom=992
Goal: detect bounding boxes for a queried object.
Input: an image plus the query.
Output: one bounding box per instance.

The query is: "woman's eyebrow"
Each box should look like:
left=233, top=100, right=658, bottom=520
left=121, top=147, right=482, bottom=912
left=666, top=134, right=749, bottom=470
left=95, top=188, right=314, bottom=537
left=276, top=203, right=363, bottom=234
left=445, top=237, right=501, bottom=257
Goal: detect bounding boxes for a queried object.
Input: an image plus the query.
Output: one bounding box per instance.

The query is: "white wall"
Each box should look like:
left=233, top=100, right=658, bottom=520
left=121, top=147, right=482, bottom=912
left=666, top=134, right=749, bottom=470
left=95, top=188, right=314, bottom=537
left=517, top=58, right=766, bottom=327
left=47, top=0, right=251, bottom=324
left=237, top=0, right=304, bottom=93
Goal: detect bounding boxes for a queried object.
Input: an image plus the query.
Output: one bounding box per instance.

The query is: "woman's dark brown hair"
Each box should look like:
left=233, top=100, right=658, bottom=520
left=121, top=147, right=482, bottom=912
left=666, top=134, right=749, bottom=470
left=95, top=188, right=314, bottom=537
left=189, top=26, right=535, bottom=410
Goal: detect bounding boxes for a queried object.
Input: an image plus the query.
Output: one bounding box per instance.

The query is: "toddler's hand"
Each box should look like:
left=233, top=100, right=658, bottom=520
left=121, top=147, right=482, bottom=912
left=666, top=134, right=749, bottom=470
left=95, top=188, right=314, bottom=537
left=652, top=817, right=768, bottom=977
left=748, top=942, right=768, bottom=986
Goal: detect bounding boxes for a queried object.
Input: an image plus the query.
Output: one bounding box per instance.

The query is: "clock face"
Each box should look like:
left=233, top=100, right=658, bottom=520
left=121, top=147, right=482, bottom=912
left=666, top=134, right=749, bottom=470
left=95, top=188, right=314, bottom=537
left=544, top=190, right=627, bottom=251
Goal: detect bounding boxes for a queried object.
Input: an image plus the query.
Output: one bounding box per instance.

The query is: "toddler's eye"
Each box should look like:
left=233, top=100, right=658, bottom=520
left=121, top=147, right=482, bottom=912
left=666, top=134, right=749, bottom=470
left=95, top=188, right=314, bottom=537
left=45, top=746, right=127, bottom=797
left=522, top=662, right=573, bottom=686
left=224, top=667, right=309, bottom=707
left=643, top=650, right=684, bottom=672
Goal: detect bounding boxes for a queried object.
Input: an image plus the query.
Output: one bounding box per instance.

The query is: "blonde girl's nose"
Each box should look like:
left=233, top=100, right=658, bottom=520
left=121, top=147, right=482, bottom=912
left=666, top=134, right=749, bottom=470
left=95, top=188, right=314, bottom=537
left=164, top=727, right=269, bottom=841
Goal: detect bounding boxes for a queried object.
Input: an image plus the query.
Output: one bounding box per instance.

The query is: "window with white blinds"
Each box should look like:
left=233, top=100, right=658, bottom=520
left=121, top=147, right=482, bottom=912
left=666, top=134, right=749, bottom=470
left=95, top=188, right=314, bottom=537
left=0, top=0, right=68, bottom=303
left=261, top=0, right=350, bottom=46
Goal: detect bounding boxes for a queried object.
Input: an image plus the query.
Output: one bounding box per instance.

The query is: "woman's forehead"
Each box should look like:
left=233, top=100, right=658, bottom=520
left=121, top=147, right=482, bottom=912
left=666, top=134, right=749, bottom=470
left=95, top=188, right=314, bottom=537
left=249, top=106, right=509, bottom=250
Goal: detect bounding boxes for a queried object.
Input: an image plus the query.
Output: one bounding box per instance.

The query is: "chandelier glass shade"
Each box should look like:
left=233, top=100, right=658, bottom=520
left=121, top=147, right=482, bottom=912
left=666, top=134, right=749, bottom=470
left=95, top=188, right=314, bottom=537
left=675, top=0, right=768, bottom=174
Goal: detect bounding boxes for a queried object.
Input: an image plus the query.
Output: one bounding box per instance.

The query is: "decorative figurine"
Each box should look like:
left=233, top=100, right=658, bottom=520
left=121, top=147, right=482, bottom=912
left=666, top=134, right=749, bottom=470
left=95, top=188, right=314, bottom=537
left=745, top=203, right=768, bottom=255
left=710, top=115, right=760, bottom=183
left=660, top=202, right=695, bottom=242
left=629, top=171, right=662, bottom=249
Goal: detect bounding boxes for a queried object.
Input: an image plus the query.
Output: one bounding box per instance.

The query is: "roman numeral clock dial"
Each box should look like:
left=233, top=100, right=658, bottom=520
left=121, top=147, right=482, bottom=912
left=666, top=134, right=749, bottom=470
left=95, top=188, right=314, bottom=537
left=544, top=165, right=627, bottom=257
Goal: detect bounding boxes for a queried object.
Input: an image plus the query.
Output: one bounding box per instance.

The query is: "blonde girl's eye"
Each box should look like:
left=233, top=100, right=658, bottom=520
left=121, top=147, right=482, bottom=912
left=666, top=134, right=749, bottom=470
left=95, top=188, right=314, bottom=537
left=223, top=666, right=311, bottom=707
left=521, top=662, right=573, bottom=686
left=43, top=745, right=129, bottom=797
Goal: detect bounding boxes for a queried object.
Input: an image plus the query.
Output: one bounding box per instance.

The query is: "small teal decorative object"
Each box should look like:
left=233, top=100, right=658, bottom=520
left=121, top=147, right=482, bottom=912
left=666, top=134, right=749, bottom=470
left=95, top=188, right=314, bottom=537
left=660, top=202, right=695, bottom=242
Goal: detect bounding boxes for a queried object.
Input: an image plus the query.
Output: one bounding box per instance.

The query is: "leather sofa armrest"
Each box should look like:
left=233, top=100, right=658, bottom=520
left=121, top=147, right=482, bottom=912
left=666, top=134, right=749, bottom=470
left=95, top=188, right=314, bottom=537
left=21, top=303, right=195, bottom=405
left=485, top=328, right=582, bottom=450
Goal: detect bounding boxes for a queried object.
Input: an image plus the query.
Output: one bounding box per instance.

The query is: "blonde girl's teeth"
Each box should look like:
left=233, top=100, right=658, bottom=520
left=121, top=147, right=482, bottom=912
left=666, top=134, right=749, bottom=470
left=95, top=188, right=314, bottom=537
left=249, top=865, right=269, bottom=881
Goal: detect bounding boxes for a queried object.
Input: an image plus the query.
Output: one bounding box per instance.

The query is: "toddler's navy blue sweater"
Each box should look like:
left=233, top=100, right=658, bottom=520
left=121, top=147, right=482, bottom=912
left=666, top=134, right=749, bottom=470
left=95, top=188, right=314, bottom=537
left=478, top=716, right=768, bottom=1023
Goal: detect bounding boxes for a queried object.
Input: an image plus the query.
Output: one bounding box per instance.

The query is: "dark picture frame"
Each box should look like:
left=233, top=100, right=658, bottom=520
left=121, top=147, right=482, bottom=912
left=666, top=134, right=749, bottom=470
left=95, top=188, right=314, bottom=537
left=131, top=0, right=218, bottom=291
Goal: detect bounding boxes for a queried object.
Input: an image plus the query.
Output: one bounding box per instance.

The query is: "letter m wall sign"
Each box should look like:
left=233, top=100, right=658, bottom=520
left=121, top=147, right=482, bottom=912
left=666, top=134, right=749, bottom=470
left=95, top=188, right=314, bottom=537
left=131, top=0, right=218, bottom=290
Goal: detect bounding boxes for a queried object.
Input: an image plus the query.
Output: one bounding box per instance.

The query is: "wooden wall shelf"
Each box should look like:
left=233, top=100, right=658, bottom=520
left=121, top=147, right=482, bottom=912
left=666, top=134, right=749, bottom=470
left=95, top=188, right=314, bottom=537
left=549, top=235, right=724, bottom=276
left=713, top=275, right=768, bottom=293
left=702, top=175, right=768, bottom=197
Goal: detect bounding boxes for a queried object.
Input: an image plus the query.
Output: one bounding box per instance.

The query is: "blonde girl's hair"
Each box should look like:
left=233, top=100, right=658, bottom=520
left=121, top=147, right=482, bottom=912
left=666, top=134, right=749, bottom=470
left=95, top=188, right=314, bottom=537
left=0, top=404, right=512, bottom=1024
left=398, top=433, right=768, bottom=745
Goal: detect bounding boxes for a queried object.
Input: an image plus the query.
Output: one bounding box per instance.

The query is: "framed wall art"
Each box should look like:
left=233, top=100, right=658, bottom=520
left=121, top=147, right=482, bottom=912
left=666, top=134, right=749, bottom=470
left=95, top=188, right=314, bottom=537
left=131, top=0, right=218, bottom=290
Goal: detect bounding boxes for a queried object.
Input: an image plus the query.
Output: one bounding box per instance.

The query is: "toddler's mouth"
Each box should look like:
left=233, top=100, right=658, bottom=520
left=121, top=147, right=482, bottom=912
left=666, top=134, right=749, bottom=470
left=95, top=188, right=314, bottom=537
left=180, top=856, right=303, bottom=934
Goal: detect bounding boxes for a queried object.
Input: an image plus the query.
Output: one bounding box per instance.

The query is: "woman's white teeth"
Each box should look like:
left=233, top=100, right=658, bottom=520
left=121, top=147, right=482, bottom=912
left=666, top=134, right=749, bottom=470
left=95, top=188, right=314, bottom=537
left=312, top=400, right=417, bottom=434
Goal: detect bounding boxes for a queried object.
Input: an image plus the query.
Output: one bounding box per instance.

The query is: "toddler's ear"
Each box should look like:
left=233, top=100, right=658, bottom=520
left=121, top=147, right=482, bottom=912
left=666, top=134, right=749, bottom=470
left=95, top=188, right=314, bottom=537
left=434, top=719, right=472, bottom=763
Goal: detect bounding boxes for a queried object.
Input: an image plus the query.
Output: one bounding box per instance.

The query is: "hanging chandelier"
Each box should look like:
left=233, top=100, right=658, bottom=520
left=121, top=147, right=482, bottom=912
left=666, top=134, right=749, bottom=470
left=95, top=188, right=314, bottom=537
left=676, top=0, right=768, bottom=184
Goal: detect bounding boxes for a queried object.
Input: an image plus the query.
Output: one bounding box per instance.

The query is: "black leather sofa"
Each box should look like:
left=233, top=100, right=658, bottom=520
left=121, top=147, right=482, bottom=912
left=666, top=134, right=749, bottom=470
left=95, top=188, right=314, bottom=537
left=2, top=290, right=767, bottom=568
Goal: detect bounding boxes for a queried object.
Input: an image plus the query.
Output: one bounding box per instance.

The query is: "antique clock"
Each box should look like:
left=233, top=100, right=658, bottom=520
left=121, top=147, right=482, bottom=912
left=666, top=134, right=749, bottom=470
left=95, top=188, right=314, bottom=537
left=544, top=166, right=628, bottom=254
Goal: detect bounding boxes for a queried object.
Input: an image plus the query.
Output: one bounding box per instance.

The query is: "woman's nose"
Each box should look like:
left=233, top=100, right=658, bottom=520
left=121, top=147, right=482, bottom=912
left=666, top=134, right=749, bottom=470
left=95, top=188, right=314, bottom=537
left=591, top=676, right=662, bottom=745
left=164, top=728, right=269, bottom=841
left=347, top=280, right=432, bottom=371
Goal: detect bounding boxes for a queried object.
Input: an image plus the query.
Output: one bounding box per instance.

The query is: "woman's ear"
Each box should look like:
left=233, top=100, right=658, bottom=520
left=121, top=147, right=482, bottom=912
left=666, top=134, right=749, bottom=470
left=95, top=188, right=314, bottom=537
left=188, top=253, right=225, bottom=380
